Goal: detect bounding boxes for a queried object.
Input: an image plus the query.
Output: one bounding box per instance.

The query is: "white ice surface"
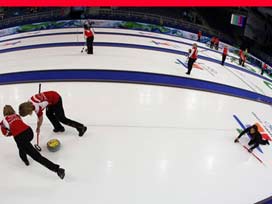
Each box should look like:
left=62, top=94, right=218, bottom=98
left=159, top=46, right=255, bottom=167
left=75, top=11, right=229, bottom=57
left=0, top=28, right=271, bottom=204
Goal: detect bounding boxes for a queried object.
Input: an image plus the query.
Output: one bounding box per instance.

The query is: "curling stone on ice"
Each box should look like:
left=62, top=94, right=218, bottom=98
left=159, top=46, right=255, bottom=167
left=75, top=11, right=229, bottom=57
left=47, top=139, right=61, bottom=152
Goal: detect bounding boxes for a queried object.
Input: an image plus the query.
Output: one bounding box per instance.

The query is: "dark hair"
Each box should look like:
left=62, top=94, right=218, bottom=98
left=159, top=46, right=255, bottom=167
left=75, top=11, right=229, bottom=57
left=84, top=24, right=89, bottom=30
left=252, top=125, right=258, bottom=131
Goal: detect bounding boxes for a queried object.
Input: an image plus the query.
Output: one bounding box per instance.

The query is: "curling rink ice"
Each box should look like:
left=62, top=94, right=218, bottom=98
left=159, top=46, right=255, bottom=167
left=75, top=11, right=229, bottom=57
left=0, top=27, right=272, bottom=204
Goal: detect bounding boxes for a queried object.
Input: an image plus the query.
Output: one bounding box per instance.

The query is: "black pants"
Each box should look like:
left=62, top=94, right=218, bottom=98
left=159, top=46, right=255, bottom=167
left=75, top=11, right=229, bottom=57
left=261, top=69, right=264, bottom=75
left=242, top=59, right=245, bottom=67
left=14, top=128, right=59, bottom=172
left=239, top=58, right=245, bottom=66
left=239, top=58, right=242, bottom=65
left=248, top=138, right=267, bottom=150
left=46, top=97, right=84, bottom=131
left=210, top=42, right=214, bottom=49
left=86, top=36, right=94, bottom=54
left=187, top=58, right=196, bottom=75
left=222, top=54, right=227, bottom=65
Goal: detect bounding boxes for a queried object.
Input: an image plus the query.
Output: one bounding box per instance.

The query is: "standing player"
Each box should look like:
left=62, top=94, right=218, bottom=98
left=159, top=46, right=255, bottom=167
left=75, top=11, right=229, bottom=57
left=261, top=63, right=267, bottom=75
left=197, top=31, right=202, bottom=42
left=234, top=124, right=269, bottom=152
left=210, top=36, right=215, bottom=49
left=19, top=91, right=87, bottom=137
left=239, top=49, right=245, bottom=66
left=1, top=105, right=65, bottom=179
left=84, top=22, right=95, bottom=54
left=221, top=46, right=228, bottom=66
left=186, top=43, right=198, bottom=75
left=214, top=37, right=219, bottom=50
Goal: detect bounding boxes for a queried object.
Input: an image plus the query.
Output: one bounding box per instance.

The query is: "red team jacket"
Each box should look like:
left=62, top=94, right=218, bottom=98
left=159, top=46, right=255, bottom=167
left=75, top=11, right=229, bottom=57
left=189, top=47, right=198, bottom=59
left=239, top=49, right=245, bottom=61
left=84, top=29, right=93, bottom=38
left=1, top=114, right=29, bottom=137
left=223, top=47, right=228, bottom=55
left=211, top=37, right=215, bottom=43
left=29, top=91, right=60, bottom=117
